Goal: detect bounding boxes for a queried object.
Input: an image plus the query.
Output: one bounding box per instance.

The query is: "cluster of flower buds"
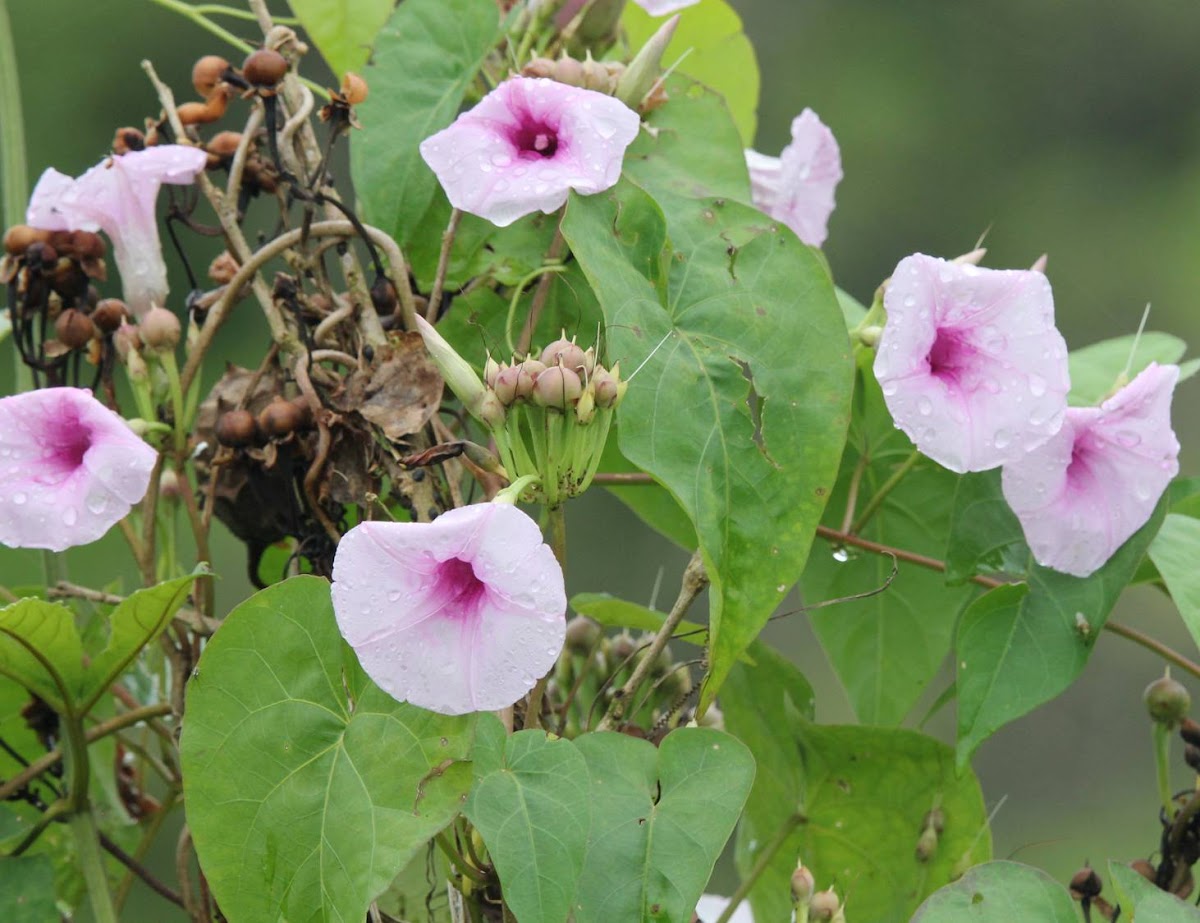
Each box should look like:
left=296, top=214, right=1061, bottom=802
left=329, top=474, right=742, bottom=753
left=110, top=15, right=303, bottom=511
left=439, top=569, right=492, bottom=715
left=551, top=616, right=697, bottom=737
left=791, top=861, right=845, bottom=923
left=522, top=52, right=625, bottom=94
left=417, top=317, right=625, bottom=507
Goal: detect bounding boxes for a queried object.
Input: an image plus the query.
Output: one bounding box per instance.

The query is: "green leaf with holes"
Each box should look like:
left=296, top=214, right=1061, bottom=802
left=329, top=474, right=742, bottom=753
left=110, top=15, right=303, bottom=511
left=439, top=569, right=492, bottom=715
left=181, top=576, right=476, bottom=923
left=912, top=861, right=1077, bottom=922
left=572, top=728, right=754, bottom=923
left=561, top=174, right=852, bottom=710
left=351, top=0, right=502, bottom=246
left=288, top=0, right=394, bottom=77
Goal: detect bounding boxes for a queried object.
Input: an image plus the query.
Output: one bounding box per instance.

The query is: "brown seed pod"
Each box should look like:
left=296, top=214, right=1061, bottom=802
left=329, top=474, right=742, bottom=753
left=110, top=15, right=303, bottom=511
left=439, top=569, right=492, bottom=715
left=340, top=72, right=368, bottom=105
left=112, top=126, right=146, bottom=155
left=1130, top=859, right=1156, bottom=882
left=206, top=131, right=243, bottom=161
left=215, top=408, right=261, bottom=448
left=1069, top=865, right=1102, bottom=900
left=178, top=92, right=229, bottom=127
left=92, top=298, right=129, bottom=333
left=24, top=241, right=57, bottom=268
left=3, top=225, right=50, bottom=255
left=192, top=55, right=231, bottom=98
left=258, top=397, right=311, bottom=438
left=68, top=230, right=106, bottom=260
left=55, top=308, right=96, bottom=350
left=242, top=49, right=288, bottom=88
left=208, top=250, right=240, bottom=285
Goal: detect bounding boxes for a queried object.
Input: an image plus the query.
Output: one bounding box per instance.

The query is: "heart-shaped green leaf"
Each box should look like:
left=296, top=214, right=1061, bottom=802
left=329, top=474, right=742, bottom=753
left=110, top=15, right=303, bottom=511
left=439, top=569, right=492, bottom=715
left=288, top=0, right=394, bottom=77
left=181, top=576, right=476, bottom=923
left=912, top=861, right=1077, bottom=922
left=572, top=728, right=754, bottom=923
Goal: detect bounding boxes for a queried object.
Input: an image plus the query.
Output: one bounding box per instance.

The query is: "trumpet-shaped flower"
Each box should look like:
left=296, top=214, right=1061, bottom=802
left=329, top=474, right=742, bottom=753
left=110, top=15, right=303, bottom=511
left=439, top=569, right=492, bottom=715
left=419, top=76, right=640, bottom=228
left=745, top=108, right=842, bottom=247
left=0, top=388, right=157, bottom=552
left=27, top=145, right=208, bottom=317
left=634, top=0, right=699, bottom=13
left=873, top=254, right=1070, bottom=473
left=331, top=503, right=566, bottom=715
left=695, top=895, right=755, bottom=923
left=1002, top=363, right=1180, bottom=578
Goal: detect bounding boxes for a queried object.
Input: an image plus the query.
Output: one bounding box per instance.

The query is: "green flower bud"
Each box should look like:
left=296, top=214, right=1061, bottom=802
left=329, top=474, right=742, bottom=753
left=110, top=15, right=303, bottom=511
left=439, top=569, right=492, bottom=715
left=616, top=14, right=679, bottom=109
left=1145, top=672, right=1191, bottom=728
left=415, top=315, right=491, bottom=424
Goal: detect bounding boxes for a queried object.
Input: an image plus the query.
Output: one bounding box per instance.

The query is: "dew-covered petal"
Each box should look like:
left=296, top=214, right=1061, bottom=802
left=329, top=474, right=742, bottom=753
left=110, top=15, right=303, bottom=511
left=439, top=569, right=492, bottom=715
left=1002, top=363, right=1180, bottom=577
left=0, top=388, right=156, bottom=552
left=745, top=108, right=842, bottom=247
left=331, top=503, right=567, bottom=716
left=874, top=254, right=1070, bottom=473
left=24, top=147, right=207, bottom=316
left=634, top=0, right=701, bottom=14
left=420, top=77, right=640, bottom=228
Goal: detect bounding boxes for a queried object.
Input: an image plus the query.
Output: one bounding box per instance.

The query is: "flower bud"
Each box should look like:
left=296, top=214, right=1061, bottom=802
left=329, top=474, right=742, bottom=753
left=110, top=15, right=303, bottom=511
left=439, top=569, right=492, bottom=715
left=243, top=49, right=289, bottom=88
left=541, top=336, right=588, bottom=373
left=113, top=322, right=142, bottom=361
left=522, top=57, right=556, bottom=79
left=192, top=55, right=231, bottom=98
left=565, top=616, right=602, bottom=654
left=591, top=365, right=619, bottom=408
left=140, top=307, right=181, bottom=351
left=532, top=365, right=583, bottom=409
left=809, top=888, right=842, bottom=922
left=915, top=825, right=938, bottom=862
left=553, top=55, right=585, bottom=87
left=516, top=359, right=546, bottom=399
left=611, top=631, right=636, bottom=663
left=493, top=365, right=522, bottom=405
left=340, top=72, right=369, bottom=105
left=158, top=467, right=181, bottom=501
left=1145, top=673, right=1191, bottom=728
left=92, top=298, right=129, bottom=333
left=580, top=52, right=618, bottom=93
left=258, top=397, right=312, bottom=438
left=696, top=702, right=724, bottom=731
left=1069, top=865, right=1102, bottom=901
left=215, top=408, right=261, bottom=448
left=791, top=862, right=815, bottom=904
left=575, top=383, right=596, bottom=424
left=616, top=14, right=679, bottom=109
left=484, top=354, right=503, bottom=388
left=414, top=315, right=489, bottom=418
left=476, top=390, right=507, bottom=429
left=55, top=308, right=95, bottom=350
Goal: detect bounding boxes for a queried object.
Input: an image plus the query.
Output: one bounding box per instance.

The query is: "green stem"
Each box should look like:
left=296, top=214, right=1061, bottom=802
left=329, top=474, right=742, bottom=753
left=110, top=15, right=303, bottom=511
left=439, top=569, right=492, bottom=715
left=849, top=449, right=920, bottom=535
left=504, top=264, right=566, bottom=356
left=159, top=351, right=188, bottom=454
left=193, top=3, right=298, bottom=24
left=713, top=811, right=806, bottom=923
left=70, top=810, right=119, bottom=923
left=1155, top=722, right=1174, bottom=821
left=0, top=0, right=33, bottom=395
left=436, top=831, right=488, bottom=885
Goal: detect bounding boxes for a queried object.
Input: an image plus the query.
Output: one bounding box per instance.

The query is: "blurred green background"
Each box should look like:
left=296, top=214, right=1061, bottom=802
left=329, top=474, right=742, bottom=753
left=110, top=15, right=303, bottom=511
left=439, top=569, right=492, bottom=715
left=4, top=0, right=1200, bottom=916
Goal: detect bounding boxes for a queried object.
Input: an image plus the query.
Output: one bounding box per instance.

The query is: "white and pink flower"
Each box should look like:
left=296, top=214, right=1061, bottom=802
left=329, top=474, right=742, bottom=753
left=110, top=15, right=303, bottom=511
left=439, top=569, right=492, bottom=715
left=873, top=254, right=1071, bottom=473
left=1002, top=362, right=1180, bottom=578
left=27, top=145, right=208, bottom=317
left=331, top=502, right=566, bottom=715
left=419, top=76, right=640, bottom=228
left=0, top=388, right=157, bottom=552
left=745, top=108, right=842, bottom=248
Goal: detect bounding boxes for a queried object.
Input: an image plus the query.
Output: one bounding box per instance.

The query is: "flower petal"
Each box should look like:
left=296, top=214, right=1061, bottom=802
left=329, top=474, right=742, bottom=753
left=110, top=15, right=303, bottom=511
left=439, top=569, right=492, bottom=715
left=746, top=108, right=842, bottom=247
left=874, top=254, right=1070, bottom=473
left=1002, top=363, right=1180, bottom=577
left=695, top=895, right=754, bottom=923
left=420, top=77, right=640, bottom=228
left=332, top=503, right=566, bottom=715
left=0, top=388, right=156, bottom=552
left=634, top=0, right=700, bottom=14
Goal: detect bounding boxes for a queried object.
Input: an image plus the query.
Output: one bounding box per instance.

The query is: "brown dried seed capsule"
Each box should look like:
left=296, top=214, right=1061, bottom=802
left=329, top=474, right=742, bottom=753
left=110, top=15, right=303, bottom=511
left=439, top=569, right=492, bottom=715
left=340, top=72, right=368, bottom=105
left=207, top=131, right=243, bottom=160
left=50, top=258, right=88, bottom=300
left=1180, top=717, right=1200, bottom=747
left=178, top=95, right=228, bottom=127
left=243, top=49, right=289, bottom=88
left=112, top=126, right=146, bottom=155
left=92, top=298, right=129, bottom=333
left=192, top=55, right=231, bottom=98
left=1069, top=865, right=1102, bottom=900
left=3, top=225, right=49, bottom=255
left=370, top=276, right=398, bottom=314
left=25, top=241, right=57, bottom=267
left=1130, top=859, right=1156, bottom=882
left=55, top=308, right=95, bottom=349
left=258, top=397, right=310, bottom=438
left=216, top=409, right=261, bottom=448
left=1186, top=744, right=1200, bottom=774
left=68, top=230, right=106, bottom=260
left=208, top=250, right=240, bottom=285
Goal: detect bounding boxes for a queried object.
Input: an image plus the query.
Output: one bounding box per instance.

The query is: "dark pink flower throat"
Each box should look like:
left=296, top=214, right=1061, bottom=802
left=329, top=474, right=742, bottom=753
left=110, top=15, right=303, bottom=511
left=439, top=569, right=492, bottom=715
left=39, top=417, right=92, bottom=482
left=513, top=121, right=560, bottom=159
left=434, top=556, right=488, bottom=618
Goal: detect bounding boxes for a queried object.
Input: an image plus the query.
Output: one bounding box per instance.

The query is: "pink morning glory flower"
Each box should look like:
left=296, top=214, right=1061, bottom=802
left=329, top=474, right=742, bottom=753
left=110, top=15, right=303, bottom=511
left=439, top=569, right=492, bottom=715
left=1002, top=362, right=1180, bottom=578
left=419, top=76, right=641, bottom=228
left=331, top=502, right=567, bottom=716
left=873, top=254, right=1071, bottom=473
left=0, top=388, right=157, bottom=552
left=695, top=895, right=754, bottom=923
left=745, top=108, right=842, bottom=248
left=27, top=145, right=208, bottom=317
left=633, top=0, right=699, bottom=13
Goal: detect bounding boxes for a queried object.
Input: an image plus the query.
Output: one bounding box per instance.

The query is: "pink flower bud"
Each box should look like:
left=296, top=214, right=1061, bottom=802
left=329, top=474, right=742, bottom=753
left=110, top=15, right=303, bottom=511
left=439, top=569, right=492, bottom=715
left=139, top=306, right=181, bottom=351
left=540, top=337, right=588, bottom=372
left=532, top=365, right=583, bottom=408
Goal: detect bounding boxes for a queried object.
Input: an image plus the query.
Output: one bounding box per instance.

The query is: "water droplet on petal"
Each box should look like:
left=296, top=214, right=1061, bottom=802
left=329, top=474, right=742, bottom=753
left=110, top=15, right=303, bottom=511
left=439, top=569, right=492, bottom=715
left=917, top=396, right=933, bottom=416
left=62, top=508, right=77, bottom=526
left=1027, top=373, right=1047, bottom=397
left=12, top=492, right=26, bottom=505
left=993, top=429, right=1012, bottom=449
